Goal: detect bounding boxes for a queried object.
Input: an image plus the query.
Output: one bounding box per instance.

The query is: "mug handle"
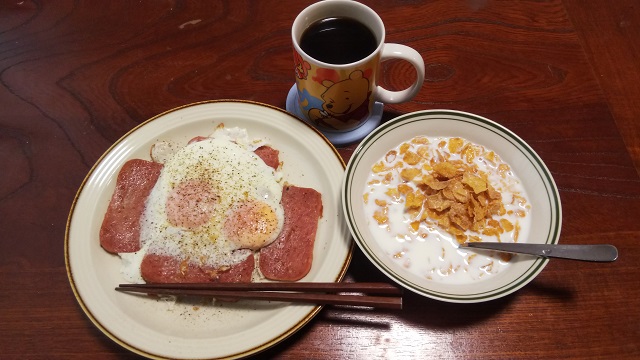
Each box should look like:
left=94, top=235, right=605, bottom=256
left=375, top=43, right=425, bottom=104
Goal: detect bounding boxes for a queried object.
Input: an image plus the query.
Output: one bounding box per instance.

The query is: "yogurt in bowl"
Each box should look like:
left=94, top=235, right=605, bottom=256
left=342, top=110, right=561, bottom=302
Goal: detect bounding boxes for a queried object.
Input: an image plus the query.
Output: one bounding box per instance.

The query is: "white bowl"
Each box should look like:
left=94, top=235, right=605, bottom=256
left=342, top=110, right=562, bottom=303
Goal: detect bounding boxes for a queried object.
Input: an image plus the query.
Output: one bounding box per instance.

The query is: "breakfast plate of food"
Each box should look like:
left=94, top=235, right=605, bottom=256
left=65, top=100, right=352, bottom=359
left=342, top=109, right=561, bottom=303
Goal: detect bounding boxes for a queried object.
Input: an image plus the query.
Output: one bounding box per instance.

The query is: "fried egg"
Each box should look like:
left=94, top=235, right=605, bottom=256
left=136, top=132, right=284, bottom=273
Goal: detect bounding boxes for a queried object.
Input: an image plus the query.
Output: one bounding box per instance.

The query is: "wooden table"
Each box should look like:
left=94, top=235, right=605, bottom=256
left=2, top=1, right=639, bottom=359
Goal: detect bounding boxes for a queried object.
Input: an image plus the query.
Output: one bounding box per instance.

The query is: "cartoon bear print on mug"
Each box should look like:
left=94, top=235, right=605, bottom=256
left=308, top=70, right=372, bottom=130
left=292, top=1, right=425, bottom=134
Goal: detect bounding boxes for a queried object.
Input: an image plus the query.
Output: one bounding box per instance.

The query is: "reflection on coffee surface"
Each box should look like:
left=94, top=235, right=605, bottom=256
left=300, top=17, right=377, bottom=64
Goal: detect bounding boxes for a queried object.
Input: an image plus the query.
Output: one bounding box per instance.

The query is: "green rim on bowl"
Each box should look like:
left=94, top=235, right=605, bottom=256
left=342, top=110, right=561, bottom=303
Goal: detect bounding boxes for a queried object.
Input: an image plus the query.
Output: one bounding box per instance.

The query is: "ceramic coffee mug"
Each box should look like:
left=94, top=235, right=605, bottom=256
left=292, top=0, right=425, bottom=132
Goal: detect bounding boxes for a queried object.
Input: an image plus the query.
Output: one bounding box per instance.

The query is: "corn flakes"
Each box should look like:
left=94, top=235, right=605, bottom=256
left=367, top=135, right=529, bottom=245
left=362, top=134, right=532, bottom=283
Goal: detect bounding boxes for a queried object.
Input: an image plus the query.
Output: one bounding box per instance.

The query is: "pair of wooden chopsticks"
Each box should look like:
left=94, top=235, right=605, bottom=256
left=116, top=282, right=403, bottom=309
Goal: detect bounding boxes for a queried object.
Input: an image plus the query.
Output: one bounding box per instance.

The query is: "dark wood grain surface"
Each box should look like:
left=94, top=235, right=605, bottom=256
left=1, top=0, right=639, bottom=359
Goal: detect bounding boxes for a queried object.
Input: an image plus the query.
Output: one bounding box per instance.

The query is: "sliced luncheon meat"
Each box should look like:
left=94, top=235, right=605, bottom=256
left=140, top=253, right=255, bottom=283
left=100, top=159, right=163, bottom=254
left=254, top=145, right=280, bottom=170
left=259, top=185, right=323, bottom=281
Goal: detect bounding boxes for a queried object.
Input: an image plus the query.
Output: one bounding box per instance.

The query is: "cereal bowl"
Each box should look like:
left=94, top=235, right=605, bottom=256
left=342, top=110, right=561, bottom=303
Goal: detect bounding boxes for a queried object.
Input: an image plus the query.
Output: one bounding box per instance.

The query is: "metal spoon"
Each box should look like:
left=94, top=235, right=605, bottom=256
left=460, top=243, right=618, bottom=262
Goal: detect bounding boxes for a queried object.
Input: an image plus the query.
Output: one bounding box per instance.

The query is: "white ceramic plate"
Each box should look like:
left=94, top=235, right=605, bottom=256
left=65, top=100, right=352, bottom=359
left=343, top=110, right=561, bottom=303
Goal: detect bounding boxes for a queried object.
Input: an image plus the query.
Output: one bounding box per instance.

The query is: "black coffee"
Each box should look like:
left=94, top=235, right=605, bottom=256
left=300, top=17, right=378, bottom=64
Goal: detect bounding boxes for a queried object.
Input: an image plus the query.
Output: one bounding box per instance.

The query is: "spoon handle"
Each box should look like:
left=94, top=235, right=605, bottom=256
left=461, top=243, right=618, bottom=262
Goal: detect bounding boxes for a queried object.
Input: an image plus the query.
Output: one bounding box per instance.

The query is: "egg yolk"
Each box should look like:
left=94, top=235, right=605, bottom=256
left=166, top=179, right=218, bottom=229
left=223, top=199, right=281, bottom=250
